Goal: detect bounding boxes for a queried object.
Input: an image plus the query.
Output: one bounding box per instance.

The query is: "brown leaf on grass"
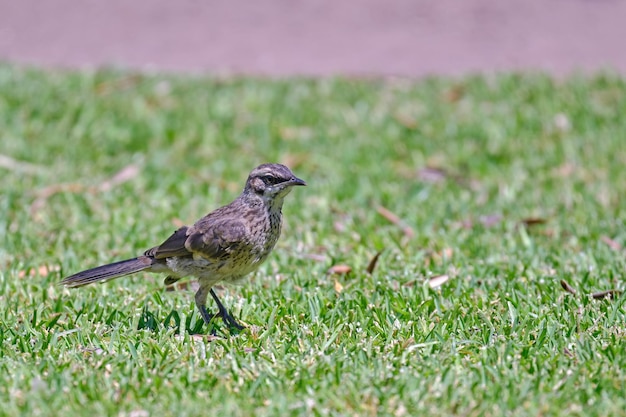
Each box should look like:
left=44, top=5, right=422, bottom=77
left=328, top=264, right=352, bottom=275
left=443, top=85, right=465, bottom=103
left=600, top=236, right=622, bottom=251
left=333, top=220, right=347, bottom=233
left=400, top=337, right=416, bottom=350
left=428, top=274, right=449, bottom=288
left=520, top=218, right=548, bottom=227
left=302, top=253, right=327, bottom=262
left=30, top=164, right=142, bottom=220
left=402, top=279, right=418, bottom=288
left=376, top=206, right=414, bottom=238
left=458, top=214, right=502, bottom=230
left=183, top=333, right=222, bottom=342
left=334, top=279, right=344, bottom=294
left=480, top=214, right=503, bottom=228
left=560, top=280, right=577, bottom=296
left=98, top=164, right=140, bottom=192
left=366, top=251, right=382, bottom=274
left=402, top=275, right=450, bottom=289
left=376, top=205, right=400, bottom=223
left=591, top=289, right=623, bottom=300
left=414, top=164, right=479, bottom=189
left=0, top=154, right=46, bottom=175
left=30, top=183, right=86, bottom=219
left=416, top=167, right=449, bottom=183
left=393, top=113, right=418, bottom=129
left=18, top=265, right=60, bottom=278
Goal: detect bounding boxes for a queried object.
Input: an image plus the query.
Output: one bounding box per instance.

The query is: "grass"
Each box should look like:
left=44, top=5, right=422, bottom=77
left=1, top=65, right=625, bottom=416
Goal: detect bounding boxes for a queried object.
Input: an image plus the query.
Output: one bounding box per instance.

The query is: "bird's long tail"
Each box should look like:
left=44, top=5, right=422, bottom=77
left=60, top=256, right=153, bottom=287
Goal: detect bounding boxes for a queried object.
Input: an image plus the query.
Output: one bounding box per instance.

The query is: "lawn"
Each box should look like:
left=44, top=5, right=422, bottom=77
left=0, top=65, right=625, bottom=416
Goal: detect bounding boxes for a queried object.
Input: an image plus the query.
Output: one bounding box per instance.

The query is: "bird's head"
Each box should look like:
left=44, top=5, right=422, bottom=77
left=245, top=163, right=306, bottom=202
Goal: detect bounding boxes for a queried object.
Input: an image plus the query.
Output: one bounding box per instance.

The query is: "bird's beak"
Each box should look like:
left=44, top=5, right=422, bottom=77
left=288, top=176, right=307, bottom=187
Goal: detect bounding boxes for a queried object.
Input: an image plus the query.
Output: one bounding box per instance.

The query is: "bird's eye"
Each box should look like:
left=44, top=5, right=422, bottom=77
left=262, top=175, right=282, bottom=185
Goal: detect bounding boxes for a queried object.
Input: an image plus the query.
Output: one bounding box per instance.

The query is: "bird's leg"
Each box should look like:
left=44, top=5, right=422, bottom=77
left=194, top=286, right=215, bottom=324
left=210, top=288, right=245, bottom=330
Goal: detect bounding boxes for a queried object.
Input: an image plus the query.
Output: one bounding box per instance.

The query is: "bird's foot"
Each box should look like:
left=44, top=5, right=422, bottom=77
left=199, top=304, right=244, bottom=335
left=218, top=308, right=245, bottom=331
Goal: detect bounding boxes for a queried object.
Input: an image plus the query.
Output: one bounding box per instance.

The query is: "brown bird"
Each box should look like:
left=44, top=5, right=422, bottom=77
left=61, top=163, right=306, bottom=331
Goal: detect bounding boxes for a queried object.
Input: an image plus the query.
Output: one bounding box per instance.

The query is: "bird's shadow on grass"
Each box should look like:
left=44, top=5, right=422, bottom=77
left=137, top=306, right=207, bottom=335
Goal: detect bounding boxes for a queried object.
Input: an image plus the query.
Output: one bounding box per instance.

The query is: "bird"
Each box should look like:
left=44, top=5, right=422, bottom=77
left=61, top=163, right=306, bottom=331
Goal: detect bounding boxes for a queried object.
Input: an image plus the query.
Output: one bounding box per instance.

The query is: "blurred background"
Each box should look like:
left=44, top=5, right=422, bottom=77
left=2, top=2, right=626, bottom=415
left=1, top=0, right=626, bottom=76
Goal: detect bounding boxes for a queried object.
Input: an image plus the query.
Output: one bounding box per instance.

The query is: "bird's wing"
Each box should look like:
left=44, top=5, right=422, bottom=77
left=185, top=219, right=248, bottom=261
left=147, top=226, right=193, bottom=259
